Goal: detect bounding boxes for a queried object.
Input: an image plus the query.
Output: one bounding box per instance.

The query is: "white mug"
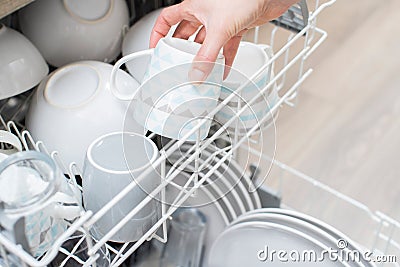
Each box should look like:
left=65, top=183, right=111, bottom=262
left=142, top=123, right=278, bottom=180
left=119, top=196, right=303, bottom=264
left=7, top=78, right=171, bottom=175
left=83, top=132, right=161, bottom=242
left=215, top=42, right=279, bottom=135
left=111, top=37, right=225, bottom=141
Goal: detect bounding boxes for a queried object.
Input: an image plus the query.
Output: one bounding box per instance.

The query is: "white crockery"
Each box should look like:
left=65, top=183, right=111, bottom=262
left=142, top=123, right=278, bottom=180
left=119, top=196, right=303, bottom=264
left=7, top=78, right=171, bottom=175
left=215, top=42, right=279, bottom=136
left=168, top=149, right=240, bottom=222
left=216, top=88, right=280, bottom=135
left=112, top=37, right=225, bottom=141
left=220, top=42, right=273, bottom=101
left=122, top=8, right=177, bottom=82
left=171, top=143, right=249, bottom=217
left=201, top=145, right=261, bottom=211
left=19, top=0, right=129, bottom=67
left=165, top=146, right=263, bottom=265
left=208, top=221, right=343, bottom=267
left=247, top=208, right=375, bottom=267
left=231, top=213, right=359, bottom=267
left=26, top=60, right=144, bottom=169
left=160, top=139, right=260, bottom=211
left=83, top=132, right=161, bottom=242
left=219, top=150, right=262, bottom=210
left=0, top=25, right=48, bottom=100
left=0, top=130, right=23, bottom=155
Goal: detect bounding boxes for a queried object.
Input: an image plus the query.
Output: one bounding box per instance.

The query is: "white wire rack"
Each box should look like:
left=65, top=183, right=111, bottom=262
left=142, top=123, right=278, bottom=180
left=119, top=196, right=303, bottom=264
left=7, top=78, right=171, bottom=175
left=2, top=0, right=398, bottom=266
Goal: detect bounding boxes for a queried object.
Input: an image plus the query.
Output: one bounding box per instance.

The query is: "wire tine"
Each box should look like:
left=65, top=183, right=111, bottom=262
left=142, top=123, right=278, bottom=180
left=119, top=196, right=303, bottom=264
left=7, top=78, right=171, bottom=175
left=110, top=242, right=130, bottom=266
left=0, top=245, right=10, bottom=267
left=20, top=130, right=37, bottom=151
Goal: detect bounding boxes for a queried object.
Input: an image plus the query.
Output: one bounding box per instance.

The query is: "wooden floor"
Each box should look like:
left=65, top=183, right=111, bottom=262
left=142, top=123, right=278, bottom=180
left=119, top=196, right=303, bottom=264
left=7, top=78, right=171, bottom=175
left=239, top=0, right=400, bottom=239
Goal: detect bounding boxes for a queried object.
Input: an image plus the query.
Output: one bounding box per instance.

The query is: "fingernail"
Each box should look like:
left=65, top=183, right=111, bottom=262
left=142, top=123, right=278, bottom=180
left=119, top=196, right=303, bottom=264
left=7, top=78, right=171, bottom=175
left=189, top=68, right=206, bottom=82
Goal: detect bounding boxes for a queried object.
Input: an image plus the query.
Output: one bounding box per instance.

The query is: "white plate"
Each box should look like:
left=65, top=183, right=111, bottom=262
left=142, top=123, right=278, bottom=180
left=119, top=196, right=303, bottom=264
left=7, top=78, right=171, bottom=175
left=175, top=143, right=247, bottom=220
left=208, top=221, right=347, bottom=267
left=202, top=145, right=258, bottom=211
left=231, top=213, right=359, bottom=267
left=218, top=149, right=262, bottom=209
left=177, top=143, right=261, bottom=211
left=168, top=149, right=240, bottom=222
left=246, top=208, right=375, bottom=267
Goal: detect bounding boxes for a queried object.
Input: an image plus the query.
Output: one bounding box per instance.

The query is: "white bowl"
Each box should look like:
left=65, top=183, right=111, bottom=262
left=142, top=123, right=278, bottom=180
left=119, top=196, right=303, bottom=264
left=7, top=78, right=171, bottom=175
left=18, top=0, right=129, bottom=67
left=122, top=8, right=176, bottom=82
left=0, top=25, right=48, bottom=100
left=26, top=60, right=145, bottom=168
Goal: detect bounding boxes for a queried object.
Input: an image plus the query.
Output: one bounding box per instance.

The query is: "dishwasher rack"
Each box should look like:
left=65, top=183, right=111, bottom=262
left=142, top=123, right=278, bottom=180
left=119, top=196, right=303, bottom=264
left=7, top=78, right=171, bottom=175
left=2, top=0, right=398, bottom=266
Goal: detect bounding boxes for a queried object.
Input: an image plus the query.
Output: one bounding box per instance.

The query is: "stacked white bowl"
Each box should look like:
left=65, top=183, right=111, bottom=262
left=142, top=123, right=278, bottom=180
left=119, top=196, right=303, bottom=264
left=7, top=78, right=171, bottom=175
left=26, top=61, right=145, bottom=169
left=19, top=0, right=129, bottom=67
left=0, top=25, right=48, bottom=100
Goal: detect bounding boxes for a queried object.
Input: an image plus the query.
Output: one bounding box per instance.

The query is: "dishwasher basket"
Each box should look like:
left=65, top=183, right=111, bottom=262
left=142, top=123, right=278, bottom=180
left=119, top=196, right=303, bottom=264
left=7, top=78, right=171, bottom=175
left=1, top=0, right=398, bottom=266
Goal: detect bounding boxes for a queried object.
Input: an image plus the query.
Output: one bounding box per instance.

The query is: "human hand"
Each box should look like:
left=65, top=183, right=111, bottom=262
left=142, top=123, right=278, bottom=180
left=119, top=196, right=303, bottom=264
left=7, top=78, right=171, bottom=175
left=150, top=0, right=299, bottom=81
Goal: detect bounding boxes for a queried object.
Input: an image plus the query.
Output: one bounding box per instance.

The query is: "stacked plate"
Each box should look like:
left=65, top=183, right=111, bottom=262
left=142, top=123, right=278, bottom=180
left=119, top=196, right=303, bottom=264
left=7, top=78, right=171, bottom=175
left=164, top=143, right=261, bottom=264
left=207, top=208, right=376, bottom=267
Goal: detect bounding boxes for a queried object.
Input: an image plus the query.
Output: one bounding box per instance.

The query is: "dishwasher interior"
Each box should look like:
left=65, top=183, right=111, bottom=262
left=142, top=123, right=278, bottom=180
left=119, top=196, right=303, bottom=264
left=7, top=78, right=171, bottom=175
left=0, top=0, right=399, bottom=266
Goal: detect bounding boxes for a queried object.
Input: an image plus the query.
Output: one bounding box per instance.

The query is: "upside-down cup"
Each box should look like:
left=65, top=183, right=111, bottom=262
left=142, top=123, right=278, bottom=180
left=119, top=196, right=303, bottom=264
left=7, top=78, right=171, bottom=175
left=215, top=42, right=280, bottom=136
left=82, top=132, right=161, bottom=242
left=111, top=37, right=225, bottom=142
left=216, top=82, right=280, bottom=136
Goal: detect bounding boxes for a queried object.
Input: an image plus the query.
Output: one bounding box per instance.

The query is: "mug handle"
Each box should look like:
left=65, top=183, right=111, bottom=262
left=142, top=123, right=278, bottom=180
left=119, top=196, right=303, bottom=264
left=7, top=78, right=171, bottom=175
left=256, top=44, right=274, bottom=58
left=256, top=43, right=275, bottom=80
left=47, top=192, right=82, bottom=220
left=110, top=49, right=154, bottom=101
left=0, top=130, right=22, bottom=155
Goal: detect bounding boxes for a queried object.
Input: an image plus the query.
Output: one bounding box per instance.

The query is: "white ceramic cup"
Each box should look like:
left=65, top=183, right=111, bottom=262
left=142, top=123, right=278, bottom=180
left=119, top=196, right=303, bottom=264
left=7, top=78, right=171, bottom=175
left=83, top=132, right=161, bottom=242
left=215, top=42, right=279, bottom=135
left=112, top=37, right=225, bottom=141
left=18, top=0, right=129, bottom=67
left=26, top=61, right=145, bottom=169
left=122, top=8, right=177, bottom=83
left=216, top=87, right=279, bottom=136
left=0, top=25, right=48, bottom=100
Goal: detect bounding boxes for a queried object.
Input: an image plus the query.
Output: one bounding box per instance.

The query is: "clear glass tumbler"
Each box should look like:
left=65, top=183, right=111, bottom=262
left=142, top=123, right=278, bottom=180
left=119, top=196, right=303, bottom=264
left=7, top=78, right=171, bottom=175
left=160, top=208, right=207, bottom=267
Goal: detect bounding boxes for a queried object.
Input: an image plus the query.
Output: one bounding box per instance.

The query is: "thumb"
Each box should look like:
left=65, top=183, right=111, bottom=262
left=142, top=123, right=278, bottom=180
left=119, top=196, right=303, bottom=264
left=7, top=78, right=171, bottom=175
left=189, top=28, right=227, bottom=82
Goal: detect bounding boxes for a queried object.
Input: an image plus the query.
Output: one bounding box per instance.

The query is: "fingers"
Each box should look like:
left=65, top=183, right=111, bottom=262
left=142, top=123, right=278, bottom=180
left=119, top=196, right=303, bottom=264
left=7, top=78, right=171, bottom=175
left=191, top=28, right=246, bottom=81
left=222, top=35, right=242, bottom=79
left=194, top=26, right=206, bottom=44
left=189, top=28, right=228, bottom=82
left=150, top=4, right=186, bottom=48
left=173, top=20, right=202, bottom=40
